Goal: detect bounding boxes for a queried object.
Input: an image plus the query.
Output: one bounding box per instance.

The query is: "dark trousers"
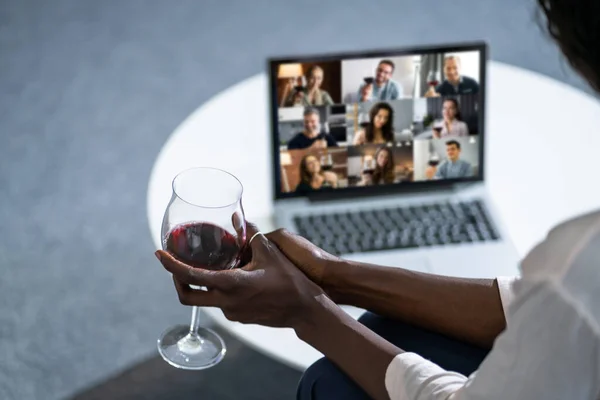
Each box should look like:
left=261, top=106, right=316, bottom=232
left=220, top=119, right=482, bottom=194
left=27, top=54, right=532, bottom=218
left=297, top=312, right=490, bottom=400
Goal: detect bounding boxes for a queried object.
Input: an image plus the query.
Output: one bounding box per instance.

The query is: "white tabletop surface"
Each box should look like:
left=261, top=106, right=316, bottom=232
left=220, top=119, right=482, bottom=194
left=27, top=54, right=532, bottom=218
left=147, top=61, right=600, bottom=371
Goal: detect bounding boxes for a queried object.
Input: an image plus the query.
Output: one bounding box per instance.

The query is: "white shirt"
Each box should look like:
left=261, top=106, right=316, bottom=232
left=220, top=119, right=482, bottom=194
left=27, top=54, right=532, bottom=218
left=440, top=119, right=469, bottom=137
left=385, top=210, right=600, bottom=400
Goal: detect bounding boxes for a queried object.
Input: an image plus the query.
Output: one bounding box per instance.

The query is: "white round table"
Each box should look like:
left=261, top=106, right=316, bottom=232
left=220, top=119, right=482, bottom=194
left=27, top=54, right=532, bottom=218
left=147, top=61, right=600, bottom=371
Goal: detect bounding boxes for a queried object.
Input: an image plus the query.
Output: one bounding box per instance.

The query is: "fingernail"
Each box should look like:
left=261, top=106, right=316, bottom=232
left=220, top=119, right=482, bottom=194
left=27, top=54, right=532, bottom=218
left=154, top=251, right=161, bottom=261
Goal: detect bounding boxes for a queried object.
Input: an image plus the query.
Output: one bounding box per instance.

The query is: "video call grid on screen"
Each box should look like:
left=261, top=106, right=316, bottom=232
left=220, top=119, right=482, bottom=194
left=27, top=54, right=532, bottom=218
left=268, top=42, right=487, bottom=199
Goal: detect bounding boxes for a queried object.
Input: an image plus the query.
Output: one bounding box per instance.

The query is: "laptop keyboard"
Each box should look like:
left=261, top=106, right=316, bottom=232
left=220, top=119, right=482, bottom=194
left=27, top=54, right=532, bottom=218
left=293, top=199, right=500, bottom=256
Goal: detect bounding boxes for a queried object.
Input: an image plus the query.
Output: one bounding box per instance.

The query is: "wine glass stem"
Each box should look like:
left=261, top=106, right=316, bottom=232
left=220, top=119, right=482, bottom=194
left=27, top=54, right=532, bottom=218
left=189, top=306, right=201, bottom=336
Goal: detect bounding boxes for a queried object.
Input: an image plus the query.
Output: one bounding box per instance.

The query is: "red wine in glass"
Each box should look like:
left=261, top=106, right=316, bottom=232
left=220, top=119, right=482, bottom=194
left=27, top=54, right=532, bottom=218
left=428, top=160, right=440, bottom=167
left=320, top=154, right=334, bottom=172
left=363, top=77, right=374, bottom=85
left=427, top=70, right=440, bottom=87
left=166, top=222, right=241, bottom=271
left=362, top=168, right=375, bottom=175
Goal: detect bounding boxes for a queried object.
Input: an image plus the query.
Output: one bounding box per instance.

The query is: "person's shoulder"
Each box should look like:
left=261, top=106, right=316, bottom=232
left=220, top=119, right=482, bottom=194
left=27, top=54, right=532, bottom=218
left=288, top=133, right=302, bottom=142
left=287, top=133, right=304, bottom=148
left=295, top=182, right=311, bottom=193
left=521, top=210, right=600, bottom=282
left=463, top=76, right=479, bottom=86
left=325, top=134, right=338, bottom=145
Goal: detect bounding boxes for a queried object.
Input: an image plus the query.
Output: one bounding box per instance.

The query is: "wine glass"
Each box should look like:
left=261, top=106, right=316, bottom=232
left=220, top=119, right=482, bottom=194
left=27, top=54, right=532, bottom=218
left=362, top=156, right=376, bottom=175
left=158, top=167, right=246, bottom=370
left=428, top=152, right=441, bottom=167
left=320, top=154, right=333, bottom=171
left=432, top=120, right=444, bottom=138
left=426, top=70, right=441, bottom=88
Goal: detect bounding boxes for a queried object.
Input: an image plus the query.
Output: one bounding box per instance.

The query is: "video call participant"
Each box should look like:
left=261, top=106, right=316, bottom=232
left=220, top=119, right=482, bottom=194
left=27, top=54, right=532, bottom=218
left=358, top=60, right=403, bottom=102
left=361, top=147, right=396, bottom=186
left=287, top=108, right=338, bottom=150
left=434, top=140, right=473, bottom=179
left=353, top=102, right=395, bottom=145
left=295, top=154, right=338, bottom=193
left=425, top=55, right=480, bottom=97
left=283, top=65, right=334, bottom=107
left=433, top=98, right=469, bottom=138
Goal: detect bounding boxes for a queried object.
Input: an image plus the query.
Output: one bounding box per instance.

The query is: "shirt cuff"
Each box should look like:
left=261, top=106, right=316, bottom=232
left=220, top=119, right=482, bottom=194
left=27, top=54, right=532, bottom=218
left=496, top=276, right=517, bottom=322
left=385, top=353, right=466, bottom=400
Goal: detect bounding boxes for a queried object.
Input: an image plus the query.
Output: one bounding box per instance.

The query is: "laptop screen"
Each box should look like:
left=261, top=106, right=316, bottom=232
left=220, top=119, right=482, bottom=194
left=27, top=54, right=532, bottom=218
left=268, top=42, right=486, bottom=199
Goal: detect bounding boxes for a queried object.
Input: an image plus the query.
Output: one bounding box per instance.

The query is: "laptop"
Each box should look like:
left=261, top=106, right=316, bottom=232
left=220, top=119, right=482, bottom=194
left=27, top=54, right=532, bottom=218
left=267, top=42, right=519, bottom=280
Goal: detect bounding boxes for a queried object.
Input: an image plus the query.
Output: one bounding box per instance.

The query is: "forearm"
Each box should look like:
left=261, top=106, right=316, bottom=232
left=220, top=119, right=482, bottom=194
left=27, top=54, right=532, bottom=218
left=295, top=294, right=401, bottom=400
left=323, top=260, right=506, bottom=348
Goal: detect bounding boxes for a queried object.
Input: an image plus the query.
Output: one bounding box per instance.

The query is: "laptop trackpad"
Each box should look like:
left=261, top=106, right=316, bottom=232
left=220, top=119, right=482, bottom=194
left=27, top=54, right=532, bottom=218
left=342, top=251, right=433, bottom=274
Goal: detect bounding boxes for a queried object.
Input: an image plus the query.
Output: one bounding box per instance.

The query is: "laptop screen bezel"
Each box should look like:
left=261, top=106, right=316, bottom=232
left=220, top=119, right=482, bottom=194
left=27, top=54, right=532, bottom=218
left=268, top=41, right=487, bottom=201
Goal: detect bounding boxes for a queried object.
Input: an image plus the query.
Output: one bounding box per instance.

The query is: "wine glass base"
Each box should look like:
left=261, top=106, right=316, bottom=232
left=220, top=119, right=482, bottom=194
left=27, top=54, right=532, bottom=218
left=157, top=325, right=226, bottom=370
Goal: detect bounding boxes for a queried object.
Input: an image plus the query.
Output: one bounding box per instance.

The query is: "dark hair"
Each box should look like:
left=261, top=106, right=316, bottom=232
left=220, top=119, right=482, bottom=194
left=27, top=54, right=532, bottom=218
left=446, top=140, right=461, bottom=150
left=366, top=102, right=394, bottom=143
left=303, top=107, right=320, bottom=118
left=379, top=59, right=395, bottom=71
left=372, top=147, right=396, bottom=184
left=537, top=1, right=600, bottom=93
left=299, top=154, right=321, bottom=184
left=443, top=98, right=462, bottom=121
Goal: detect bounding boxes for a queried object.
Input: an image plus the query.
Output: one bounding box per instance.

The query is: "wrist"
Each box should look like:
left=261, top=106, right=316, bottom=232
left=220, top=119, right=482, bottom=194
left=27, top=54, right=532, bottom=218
left=294, top=293, right=338, bottom=340
left=321, top=258, right=348, bottom=303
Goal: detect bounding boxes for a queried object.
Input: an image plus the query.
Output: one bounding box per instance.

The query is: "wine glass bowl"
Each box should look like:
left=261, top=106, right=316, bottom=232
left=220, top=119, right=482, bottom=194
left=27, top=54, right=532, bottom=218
left=320, top=154, right=334, bottom=171
left=362, top=157, right=376, bottom=175
left=157, top=167, right=246, bottom=370
left=427, top=70, right=441, bottom=87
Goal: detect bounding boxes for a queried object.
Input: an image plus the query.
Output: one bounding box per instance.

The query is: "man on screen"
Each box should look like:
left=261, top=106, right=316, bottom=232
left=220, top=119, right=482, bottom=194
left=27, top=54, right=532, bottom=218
left=358, top=60, right=403, bottom=102
left=287, top=108, right=338, bottom=150
left=425, top=55, right=480, bottom=97
left=435, top=140, right=473, bottom=179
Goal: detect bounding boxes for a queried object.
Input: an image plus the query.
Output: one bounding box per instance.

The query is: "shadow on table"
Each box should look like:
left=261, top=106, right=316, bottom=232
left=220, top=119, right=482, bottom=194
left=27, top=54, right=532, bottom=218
left=69, top=328, right=302, bottom=400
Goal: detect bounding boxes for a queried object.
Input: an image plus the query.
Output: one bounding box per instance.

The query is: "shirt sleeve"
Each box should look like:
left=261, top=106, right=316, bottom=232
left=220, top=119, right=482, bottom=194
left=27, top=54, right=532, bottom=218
left=392, top=81, right=402, bottom=99
left=495, top=276, right=516, bottom=321
left=460, top=122, right=469, bottom=136
left=433, top=163, right=444, bottom=179
left=384, top=279, right=600, bottom=400
left=357, top=83, right=367, bottom=101
left=326, top=134, right=338, bottom=147
left=462, top=162, right=473, bottom=177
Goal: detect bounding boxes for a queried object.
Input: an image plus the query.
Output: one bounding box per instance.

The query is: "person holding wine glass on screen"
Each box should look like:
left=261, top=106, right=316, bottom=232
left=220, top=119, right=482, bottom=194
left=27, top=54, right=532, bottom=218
left=424, top=55, right=480, bottom=97
left=353, top=102, right=395, bottom=145
left=360, top=147, right=396, bottom=186
left=434, top=140, right=473, bottom=179
left=357, top=60, right=402, bottom=102
left=156, top=2, right=600, bottom=398
left=295, top=154, right=338, bottom=194
left=287, top=108, right=338, bottom=150
left=432, top=98, right=469, bottom=138
left=283, top=65, right=334, bottom=107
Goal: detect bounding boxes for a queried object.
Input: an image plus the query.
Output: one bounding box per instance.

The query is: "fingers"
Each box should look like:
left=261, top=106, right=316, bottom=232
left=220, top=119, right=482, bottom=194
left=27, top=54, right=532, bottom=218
left=156, top=250, right=230, bottom=289
left=245, top=221, right=268, bottom=253
left=265, top=228, right=296, bottom=247
left=172, top=276, right=221, bottom=307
